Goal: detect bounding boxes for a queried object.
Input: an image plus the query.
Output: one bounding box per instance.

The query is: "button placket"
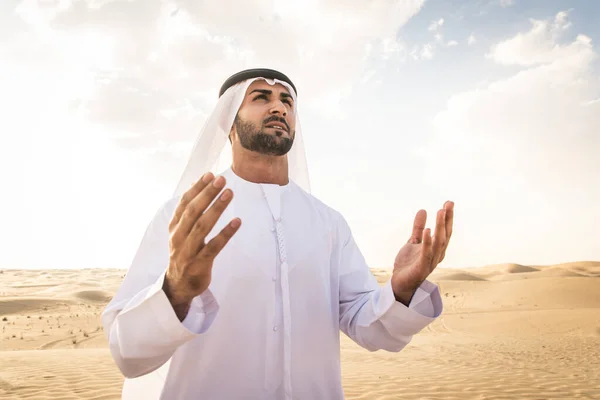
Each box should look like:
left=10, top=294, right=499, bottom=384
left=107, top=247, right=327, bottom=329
left=274, top=219, right=292, bottom=398
left=262, top=186, right=293, bottom=399
left=275, top=221, right=287, bottom=263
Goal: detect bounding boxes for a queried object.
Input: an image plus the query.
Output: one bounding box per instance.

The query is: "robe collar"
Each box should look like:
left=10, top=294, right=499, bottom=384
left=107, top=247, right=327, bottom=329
left=225, top=167, right=291, bottom=221
left=225, top=167, right=292, bottom=195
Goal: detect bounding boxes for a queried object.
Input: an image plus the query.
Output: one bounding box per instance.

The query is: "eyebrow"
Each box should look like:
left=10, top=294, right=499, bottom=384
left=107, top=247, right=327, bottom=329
left=249, top=89, right=294, bottom=101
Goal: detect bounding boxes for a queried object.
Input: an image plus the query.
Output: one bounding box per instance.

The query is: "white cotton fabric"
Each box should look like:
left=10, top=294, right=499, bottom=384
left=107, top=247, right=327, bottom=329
left=102, top=168, right=443, bottom=400
left=172, top=78, right=311, bottom=196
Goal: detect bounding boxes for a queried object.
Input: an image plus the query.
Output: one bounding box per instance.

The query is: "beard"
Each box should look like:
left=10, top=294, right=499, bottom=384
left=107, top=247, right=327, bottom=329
left=234, top=115, right=294, bottom=156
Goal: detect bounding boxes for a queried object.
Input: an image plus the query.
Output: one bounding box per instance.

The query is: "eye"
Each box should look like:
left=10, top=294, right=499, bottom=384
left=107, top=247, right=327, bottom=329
left=254, top=94, right=268, bottom=101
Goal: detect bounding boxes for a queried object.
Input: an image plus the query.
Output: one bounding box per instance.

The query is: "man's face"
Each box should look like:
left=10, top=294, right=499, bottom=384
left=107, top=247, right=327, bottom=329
left=232, top=80, right=296, bottom=156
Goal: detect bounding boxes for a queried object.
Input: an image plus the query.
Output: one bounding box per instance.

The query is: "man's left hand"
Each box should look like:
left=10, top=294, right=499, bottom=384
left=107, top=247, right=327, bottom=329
left=391, top=201, right=454, bottom=306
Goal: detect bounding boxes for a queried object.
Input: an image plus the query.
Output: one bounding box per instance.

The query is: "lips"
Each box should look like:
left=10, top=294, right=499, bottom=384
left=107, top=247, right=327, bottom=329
left=265, top=121, right=288, bottom=132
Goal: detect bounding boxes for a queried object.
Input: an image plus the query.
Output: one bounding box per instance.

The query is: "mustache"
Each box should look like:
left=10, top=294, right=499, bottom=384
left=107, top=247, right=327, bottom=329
left=263, top=116, right=289, bottom=131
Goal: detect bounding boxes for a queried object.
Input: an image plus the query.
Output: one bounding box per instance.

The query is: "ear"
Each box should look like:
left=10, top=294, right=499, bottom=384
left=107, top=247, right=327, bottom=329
left=229, top=113, right=239, bottom=143
left=229, top=125, right=235, bottom=143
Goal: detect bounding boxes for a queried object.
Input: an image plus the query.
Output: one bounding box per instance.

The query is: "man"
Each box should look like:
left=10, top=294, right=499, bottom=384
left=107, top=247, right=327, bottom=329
left=102, top=68, right=454, bottom=400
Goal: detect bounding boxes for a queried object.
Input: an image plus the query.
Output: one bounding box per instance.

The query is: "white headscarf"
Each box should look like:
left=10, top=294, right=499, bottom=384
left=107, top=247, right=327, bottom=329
left=172, top=77, right=310, bottom=197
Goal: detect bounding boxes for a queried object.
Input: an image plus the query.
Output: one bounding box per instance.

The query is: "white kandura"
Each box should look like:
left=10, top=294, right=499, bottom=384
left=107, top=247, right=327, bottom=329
left=102, top=167, right=443, bottom=400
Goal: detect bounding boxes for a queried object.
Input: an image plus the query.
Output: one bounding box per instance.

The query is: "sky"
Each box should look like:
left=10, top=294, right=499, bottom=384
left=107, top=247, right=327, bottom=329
left=1, top=0, right=598, bottom=270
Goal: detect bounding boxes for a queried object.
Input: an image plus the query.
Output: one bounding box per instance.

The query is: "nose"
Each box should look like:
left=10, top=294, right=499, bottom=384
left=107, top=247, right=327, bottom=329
left=269, top=100, right=287, bottom=117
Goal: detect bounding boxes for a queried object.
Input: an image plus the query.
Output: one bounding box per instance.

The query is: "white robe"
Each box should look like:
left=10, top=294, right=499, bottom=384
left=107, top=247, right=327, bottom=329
left=102, top=167, right=443, bottom=400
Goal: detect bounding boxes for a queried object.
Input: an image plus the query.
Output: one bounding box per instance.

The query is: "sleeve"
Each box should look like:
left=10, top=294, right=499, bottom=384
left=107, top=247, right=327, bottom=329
left=336, top=213, right=443, bottom=352
left=101, top=200, right=220, bottom=379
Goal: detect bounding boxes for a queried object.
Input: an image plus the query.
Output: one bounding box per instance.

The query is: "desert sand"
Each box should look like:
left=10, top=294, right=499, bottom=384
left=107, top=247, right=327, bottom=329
left=1, top=262, right=599, bottom=399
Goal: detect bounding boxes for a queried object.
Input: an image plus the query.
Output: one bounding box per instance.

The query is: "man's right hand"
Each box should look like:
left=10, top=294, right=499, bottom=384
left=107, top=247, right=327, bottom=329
left=163, top=172, right=241, bottom=321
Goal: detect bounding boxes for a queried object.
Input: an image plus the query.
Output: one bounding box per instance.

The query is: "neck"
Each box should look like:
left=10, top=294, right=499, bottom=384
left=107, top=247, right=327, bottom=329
left=231, top=148, right=289, bottom=186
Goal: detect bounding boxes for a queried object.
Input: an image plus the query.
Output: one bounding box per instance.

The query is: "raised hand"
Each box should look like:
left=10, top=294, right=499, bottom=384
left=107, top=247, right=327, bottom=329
left=163, top=172, right=241, bottom=320
left=391, top=201, right=454, bottom=306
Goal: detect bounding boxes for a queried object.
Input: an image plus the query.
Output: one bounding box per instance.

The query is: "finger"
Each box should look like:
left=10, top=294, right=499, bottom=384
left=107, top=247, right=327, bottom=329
left=444, top=201, right=454, bottom=243
left=198, top=218, right=242, bottom=262
left=169, top=172, right=214, bottom=231
left=418, top=228, right=434, bottom=272
left=430, top=209, right=447, bottom=269
left=185, top=188, right=235, bottom=256
left=408, top=209, right=427, bottom=244
left=439, top=201, right=454, bottom=262
left=172, top=175, right=227, bottom=246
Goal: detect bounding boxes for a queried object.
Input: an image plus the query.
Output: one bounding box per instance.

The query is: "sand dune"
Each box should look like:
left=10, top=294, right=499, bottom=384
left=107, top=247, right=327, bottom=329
left=0, top=298, right=77, bottom=315
left=433, top=271, right=487, bottom=281
left=505, top=263, right=539, bottom=273
left=72, top=290, right=113, bottom=303
left=1, top=262, right=599, bottom=399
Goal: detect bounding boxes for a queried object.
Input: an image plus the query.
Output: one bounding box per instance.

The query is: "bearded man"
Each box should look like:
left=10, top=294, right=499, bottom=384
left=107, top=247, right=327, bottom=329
left=102, top=68, right=454, bottom=400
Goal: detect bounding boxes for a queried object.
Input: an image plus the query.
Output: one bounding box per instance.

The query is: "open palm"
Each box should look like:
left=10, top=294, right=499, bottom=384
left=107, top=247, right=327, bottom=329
left=391, top=201, right=454, bottom=305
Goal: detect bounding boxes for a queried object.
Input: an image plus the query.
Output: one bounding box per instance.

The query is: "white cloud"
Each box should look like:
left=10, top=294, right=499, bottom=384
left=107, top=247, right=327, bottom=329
left=409, top=43, right=435, bottom=61
left=9, top=0, right=426, bottom=152
left=421, top=10, right=600, bottom=266
left=2, top=0, right=429, bottom=269
left=411, top=16, right=448, bottom=60
left=499, top=0, right=514, bottom=8
left=582, top=97, right=600, bottom=106
left=420, top=43, right=434, bottom=60
left=554, top=10, right=572, bottom=30
left=380, top=36, right=406, bottom=60
left=488, top=11, right=580, bottom=66
left=428, top=17, right=444, bottom=44
left=428, top=18, right=444, bottom=32
left=467, top=33, right=476, bottom=45
left=447, top=40, right=458, bottom=46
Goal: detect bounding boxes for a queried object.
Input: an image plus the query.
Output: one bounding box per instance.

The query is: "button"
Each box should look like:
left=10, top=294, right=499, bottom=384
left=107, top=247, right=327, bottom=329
left=276, top=217, right=282, bottom=222
left=270, top=226, right=275, bottom=232
left=272, top=276, right=277, bottom=281
left=273, top=326, right=278, bottom=332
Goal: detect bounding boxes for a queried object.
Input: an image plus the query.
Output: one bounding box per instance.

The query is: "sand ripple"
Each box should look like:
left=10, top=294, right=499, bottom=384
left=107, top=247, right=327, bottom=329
left=1, top=264, right=599, bottom=399
left=0, top=349, right=122, bottom=400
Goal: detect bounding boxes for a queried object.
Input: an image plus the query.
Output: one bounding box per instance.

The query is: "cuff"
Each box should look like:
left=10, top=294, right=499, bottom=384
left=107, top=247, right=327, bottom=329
left=145, top=271, right=219, bottom=337
left=407, top=280, right=442, bottom=318
left=374, top=279, right=443, bottom=335
left=112, top=271, right=220, bottom=361
left=181, top=289, right=219, bottom=333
